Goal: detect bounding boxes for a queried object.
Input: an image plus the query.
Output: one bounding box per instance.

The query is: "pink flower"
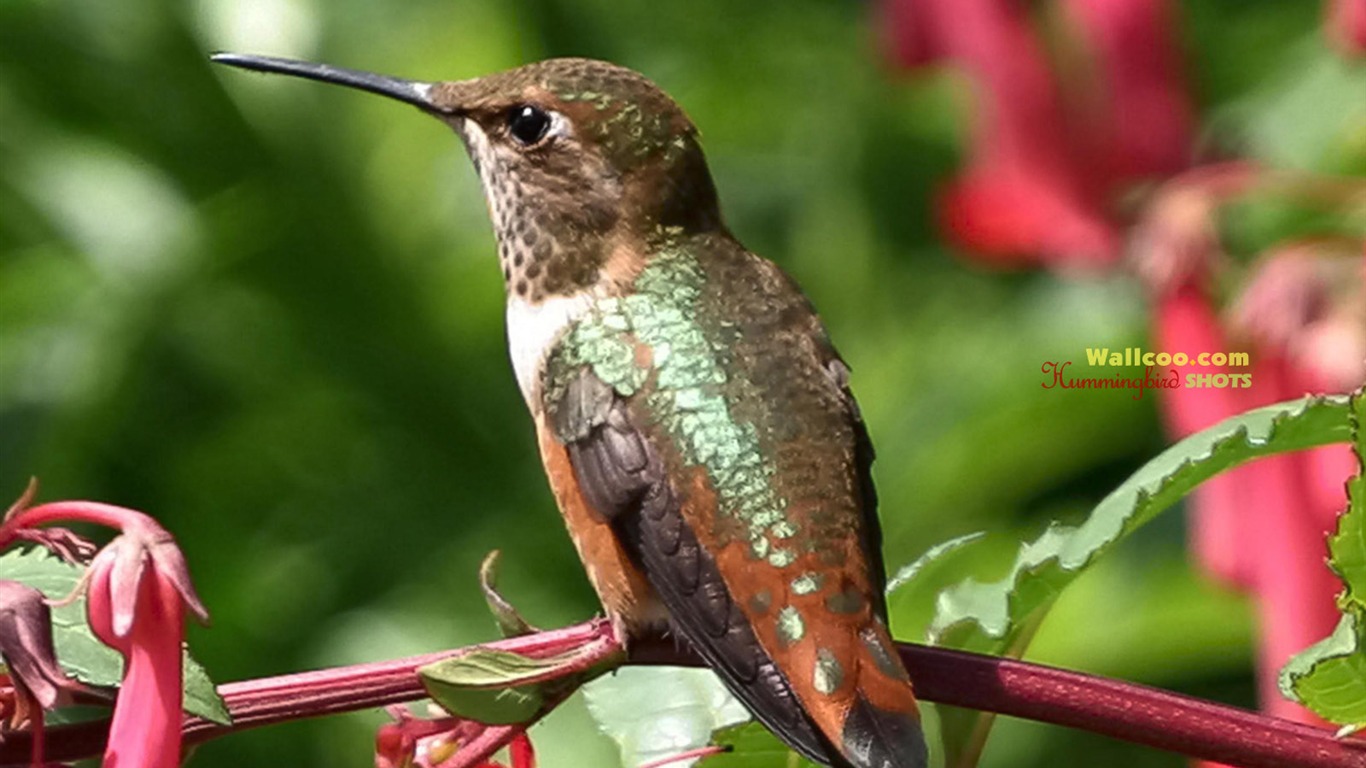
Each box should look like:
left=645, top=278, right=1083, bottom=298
left=1153, top=285, right=1256, bottom=588
left=1132, top=173, right=1357, bottom=730
left=1226, top=247, right=1364, bottom=725
left=0, top=580, right=106, bottom=767
left=1060, top=0, right=1193, bottom=183
left=1326, top=0, right=1366, bottom=56
left=374, top=706, right=535, bottom=768
left=1, top=500, right=208, bottom=768
left=938, top=168, right=1116, bottom=267
left=879, top=0, right=1192, bottom=267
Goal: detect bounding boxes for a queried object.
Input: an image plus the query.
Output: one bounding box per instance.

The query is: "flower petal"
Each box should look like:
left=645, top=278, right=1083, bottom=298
left=101, top=571, right=186, bottom=768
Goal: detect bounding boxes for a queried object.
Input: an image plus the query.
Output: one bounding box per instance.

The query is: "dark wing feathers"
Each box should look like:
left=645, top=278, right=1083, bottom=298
left=559, top=370, right=652, bottom=522
left=829, top=357, right=887, bottom=622
left=557, top=369, right=842, bottom=766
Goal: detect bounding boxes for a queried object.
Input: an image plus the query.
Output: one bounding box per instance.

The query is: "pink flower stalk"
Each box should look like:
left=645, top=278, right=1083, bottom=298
left=1, top=501, right=208, bottom=768
left=1326, top=0, right=1366, bottom=56
left=1134, top=166, right=1261, bottom=587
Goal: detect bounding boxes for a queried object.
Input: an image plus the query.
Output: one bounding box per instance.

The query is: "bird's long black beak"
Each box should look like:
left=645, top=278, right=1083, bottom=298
left=211, top=52, right=449, bottom=114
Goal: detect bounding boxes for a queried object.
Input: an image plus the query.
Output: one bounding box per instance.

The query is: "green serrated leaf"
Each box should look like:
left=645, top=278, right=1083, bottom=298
left=702, top=722, right=822, bottom=768
left=0, top=546, right=230, bottom=723
left=929, top=395, right=1351, bottom=767
left=886, top=531, right=986, bottom=596
left=1280, top=613, right=1366, bottom=724
left=584, top=667, right=750, bottom=767
left=1327, top=414, right=1366, bottom=612
left=1281, top=390, right=1366, bottom=724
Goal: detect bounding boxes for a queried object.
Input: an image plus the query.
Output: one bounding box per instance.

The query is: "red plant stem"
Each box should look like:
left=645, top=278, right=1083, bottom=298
left=897, top=644, right=1366, bottom=768
left=5, top=623, right=1365, bottom=768
left=189, top=619, right=612, bottom=740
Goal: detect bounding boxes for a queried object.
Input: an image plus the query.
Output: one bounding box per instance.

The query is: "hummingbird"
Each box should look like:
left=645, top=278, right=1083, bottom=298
left=212, top=53, right=927, bottom=768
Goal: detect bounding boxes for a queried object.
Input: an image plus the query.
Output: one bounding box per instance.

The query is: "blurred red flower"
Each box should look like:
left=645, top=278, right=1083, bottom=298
left=1326, top=0, right=1366, bottom=55
left=882, top=0, right=1366, bottom=729
left=882, top=0, right=1191, bottom=267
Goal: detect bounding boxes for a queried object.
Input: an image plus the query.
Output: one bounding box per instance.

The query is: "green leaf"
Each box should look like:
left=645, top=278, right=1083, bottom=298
left=0, top=546, right=231, bottom=724
left=1281, top=390, right=1366, bottom=724
left=479, top=550, right=538, bottom=639
left=929, top=395, right=1351, bottom=767
left=184, top=650, right=232, bottom=725
left=583, top=667, right=751, bottom=767
left=886, top=531, right=986, bottom=596
left=1280, top=614, right=1366, bottom=724
left=1326, top=398, right=1366, bottom=612
left=1238, top=44, right=1366, bottom=174
left=420, top=648, right=551, bottom=725
left=3, top=547, right=126, bottom=688
left=701, top=722, right=822, bottom=767
left=420, top=644, right=621, bottom=726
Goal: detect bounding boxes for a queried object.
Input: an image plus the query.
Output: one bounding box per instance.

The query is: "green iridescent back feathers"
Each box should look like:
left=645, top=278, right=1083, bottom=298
left=543, top=238, right=864, bottom=565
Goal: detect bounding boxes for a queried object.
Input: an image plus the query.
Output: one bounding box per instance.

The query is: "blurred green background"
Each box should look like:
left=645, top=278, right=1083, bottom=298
left=0, top=0, right=1346, bottom=765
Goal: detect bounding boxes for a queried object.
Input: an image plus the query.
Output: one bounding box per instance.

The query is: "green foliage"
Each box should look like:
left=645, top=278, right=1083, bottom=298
left=1280, top=392, right=1366, bottom=725
left=0, top=547, right=230, bottom=724
left=930, top=396, right=1351, bottom=767
left=584, top=667, right=751, bottom=767
left=479, top=551, right=539, bottom=639
left=419, top=642, right=620, bottom=726
left=886, top=531, right=986, bottom=596
left=704, top=722, right=823, bottom=767
left=420, top=649, right=556, bottom=725
left=0, top=1, right=1356, bottom=766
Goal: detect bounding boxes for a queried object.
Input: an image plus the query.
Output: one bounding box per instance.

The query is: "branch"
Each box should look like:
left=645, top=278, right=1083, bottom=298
left=6, top=622, right=1364, bottom=768
left=898, top=644, right=1366, bottom=768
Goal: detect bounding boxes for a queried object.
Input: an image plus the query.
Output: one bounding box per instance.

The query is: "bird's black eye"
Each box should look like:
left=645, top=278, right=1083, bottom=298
left=507, top=105, right=552, bottom=146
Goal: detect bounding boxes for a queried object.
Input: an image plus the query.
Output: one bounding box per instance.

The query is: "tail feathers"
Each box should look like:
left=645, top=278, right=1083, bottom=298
left=819, top=622, right=924, bottom=768
left=841, top=696, right=928, bottom=768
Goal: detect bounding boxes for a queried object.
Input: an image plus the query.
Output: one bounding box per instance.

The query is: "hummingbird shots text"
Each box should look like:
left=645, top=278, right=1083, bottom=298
left=1041, top=347, right=1253, bottom=400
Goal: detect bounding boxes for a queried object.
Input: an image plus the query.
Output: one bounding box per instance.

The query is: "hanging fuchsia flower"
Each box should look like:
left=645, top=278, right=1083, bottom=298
left=1, top=500, right=208, bottom=768
left=879, top=0, right=940, bottom=68
left=1326, top=0, right=1366, bottom=56
left=1231, top=243, right=1365, bottom=532
left=926, top=0, right=1118, bottom=265
left=1132, top=165, right=1258, bottom=588
left=0, top=580, right=108, bottom=767
left=1227, top=246, right=1363, bottom=726
left=880, top=0, right=1192, bottom=267
left=1060, top=0, right=1192, bottom=183
left=1134, top=176, right=1361, bottom=729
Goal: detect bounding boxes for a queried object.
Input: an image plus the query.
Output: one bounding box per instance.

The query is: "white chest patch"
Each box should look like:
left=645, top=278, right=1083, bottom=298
left=506, top=292, right=598, bottom=409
